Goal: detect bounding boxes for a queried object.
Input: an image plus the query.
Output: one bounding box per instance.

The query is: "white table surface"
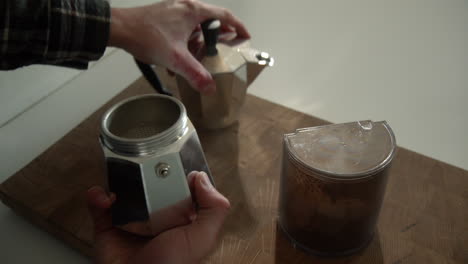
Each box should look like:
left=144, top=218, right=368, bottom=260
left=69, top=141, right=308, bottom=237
left=1, top=0, right=467, bottom=263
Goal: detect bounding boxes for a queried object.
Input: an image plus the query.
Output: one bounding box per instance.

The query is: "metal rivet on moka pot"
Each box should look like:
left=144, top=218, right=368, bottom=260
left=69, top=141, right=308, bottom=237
left=279, top=120, right=396, bottom=256
left=99, top=94, right=213, bottom=236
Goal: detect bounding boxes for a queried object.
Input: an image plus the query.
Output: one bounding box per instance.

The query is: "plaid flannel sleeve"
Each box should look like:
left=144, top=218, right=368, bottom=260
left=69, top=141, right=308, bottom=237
left=0, top=0, right=110, bottom=70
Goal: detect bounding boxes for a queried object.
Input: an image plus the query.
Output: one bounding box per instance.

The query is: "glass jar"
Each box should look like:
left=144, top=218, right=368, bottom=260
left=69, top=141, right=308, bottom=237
left=279, top=121, right=396, bottom=256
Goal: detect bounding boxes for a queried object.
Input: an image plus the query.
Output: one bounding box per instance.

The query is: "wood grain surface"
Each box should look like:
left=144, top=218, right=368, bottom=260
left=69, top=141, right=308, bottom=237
left=1, top=78, right=467, bottom=263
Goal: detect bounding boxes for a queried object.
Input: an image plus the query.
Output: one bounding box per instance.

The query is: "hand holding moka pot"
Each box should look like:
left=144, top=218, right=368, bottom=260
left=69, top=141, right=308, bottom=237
left=137, top=19, right=274, bottom=130
left=99, top=94, right=213, bottom=236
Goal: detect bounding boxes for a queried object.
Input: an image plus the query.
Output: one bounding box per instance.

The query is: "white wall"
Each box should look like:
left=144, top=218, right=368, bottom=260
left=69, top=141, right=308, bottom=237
left=244, top=0, right=468, bottom=170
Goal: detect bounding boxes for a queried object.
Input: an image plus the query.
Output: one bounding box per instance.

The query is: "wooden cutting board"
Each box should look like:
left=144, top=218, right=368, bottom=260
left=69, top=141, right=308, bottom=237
left=1, top=78, right=467, bottom=263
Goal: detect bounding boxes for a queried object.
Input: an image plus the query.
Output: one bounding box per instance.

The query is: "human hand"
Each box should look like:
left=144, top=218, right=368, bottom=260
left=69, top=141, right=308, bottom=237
left=108, top=0, right=250, bottom=95
left=87, top=171, right=230, bottom=264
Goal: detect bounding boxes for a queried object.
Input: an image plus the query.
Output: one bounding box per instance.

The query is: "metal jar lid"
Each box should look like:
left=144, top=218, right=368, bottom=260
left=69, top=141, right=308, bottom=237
left=100, top=94, right=188, bottom=156
left=284, top=120, right=396, bottom=180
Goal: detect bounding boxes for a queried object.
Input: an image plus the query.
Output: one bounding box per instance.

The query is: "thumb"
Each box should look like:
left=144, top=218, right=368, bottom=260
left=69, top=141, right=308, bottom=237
left=184, top=172, right=230, bottom=255
left=86, top=186, right=115, bottom=235
left=171, top=48, right=216, bottom=95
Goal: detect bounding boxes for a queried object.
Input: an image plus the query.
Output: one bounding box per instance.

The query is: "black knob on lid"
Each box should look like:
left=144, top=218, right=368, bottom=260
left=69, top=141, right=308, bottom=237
left=201, top=19, right=220, bottom=56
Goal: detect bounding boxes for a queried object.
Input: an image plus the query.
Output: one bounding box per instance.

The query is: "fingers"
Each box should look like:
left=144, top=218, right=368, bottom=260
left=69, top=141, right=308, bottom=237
left=170, top=47, right=216, bottom=95
left=193, top=172, right=229, bottom=211
left=187, top=171, right=198, bottom=190
left=189, top=26, right=202, bottom=41
left=87, top=186, right=115, bottom=234
left=197, top=2, right=250, bottom=38
left=148, top=196, right=195, bottom=235
left=188, top=33, right=204, bottom=60
left=184, top=171, right=230, bottom=252
left=220, top=24, right=236, bottom=33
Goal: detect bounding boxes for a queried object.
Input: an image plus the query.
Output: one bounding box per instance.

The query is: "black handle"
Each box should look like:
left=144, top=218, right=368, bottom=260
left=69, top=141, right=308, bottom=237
left=134, top=59, right=173, bottom=96
left=201, top=19, right=220, bottom=56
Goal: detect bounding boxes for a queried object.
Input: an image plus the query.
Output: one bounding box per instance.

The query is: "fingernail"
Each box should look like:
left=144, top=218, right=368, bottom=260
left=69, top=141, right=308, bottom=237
left=87, top=186, right=100, bottom=194
left=199, top=172, right=213, bottom=191
left=187, top=173, right=194, bottom=182
left=109, top=193, right=116, bottom=203
left=187, top=171, right=198, bottom=185
left=88, top=187, right=109, bottom=204
left=99, top=193, right=110, bottom=204
left=189, top=212, right=197, bottom=222
left=202, top=83, right=216, bottom=95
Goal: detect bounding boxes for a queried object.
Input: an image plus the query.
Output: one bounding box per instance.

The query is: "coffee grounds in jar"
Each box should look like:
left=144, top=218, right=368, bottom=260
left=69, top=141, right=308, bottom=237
left=279, top=152, right=390, bottom=256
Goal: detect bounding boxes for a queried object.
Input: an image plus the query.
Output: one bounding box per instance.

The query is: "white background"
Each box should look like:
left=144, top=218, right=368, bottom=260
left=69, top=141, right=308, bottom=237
left=0, top=0, right=467, bottom=263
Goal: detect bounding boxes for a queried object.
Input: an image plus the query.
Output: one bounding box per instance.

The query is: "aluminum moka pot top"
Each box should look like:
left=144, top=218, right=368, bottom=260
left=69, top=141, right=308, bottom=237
left=99, top=94, right=212, bottom=236
left=100, top=94, right=188, bottom=156
left=284, top=120, right=396, bottom=180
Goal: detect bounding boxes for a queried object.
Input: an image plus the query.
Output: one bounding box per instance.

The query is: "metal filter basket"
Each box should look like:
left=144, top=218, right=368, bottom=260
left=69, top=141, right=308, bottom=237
left=100, top=94, right=212, bottom=236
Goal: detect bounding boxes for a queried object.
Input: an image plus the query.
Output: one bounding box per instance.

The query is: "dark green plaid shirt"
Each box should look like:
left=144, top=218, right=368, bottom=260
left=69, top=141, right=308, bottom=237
left=0, top=0, right=110, bottom=70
